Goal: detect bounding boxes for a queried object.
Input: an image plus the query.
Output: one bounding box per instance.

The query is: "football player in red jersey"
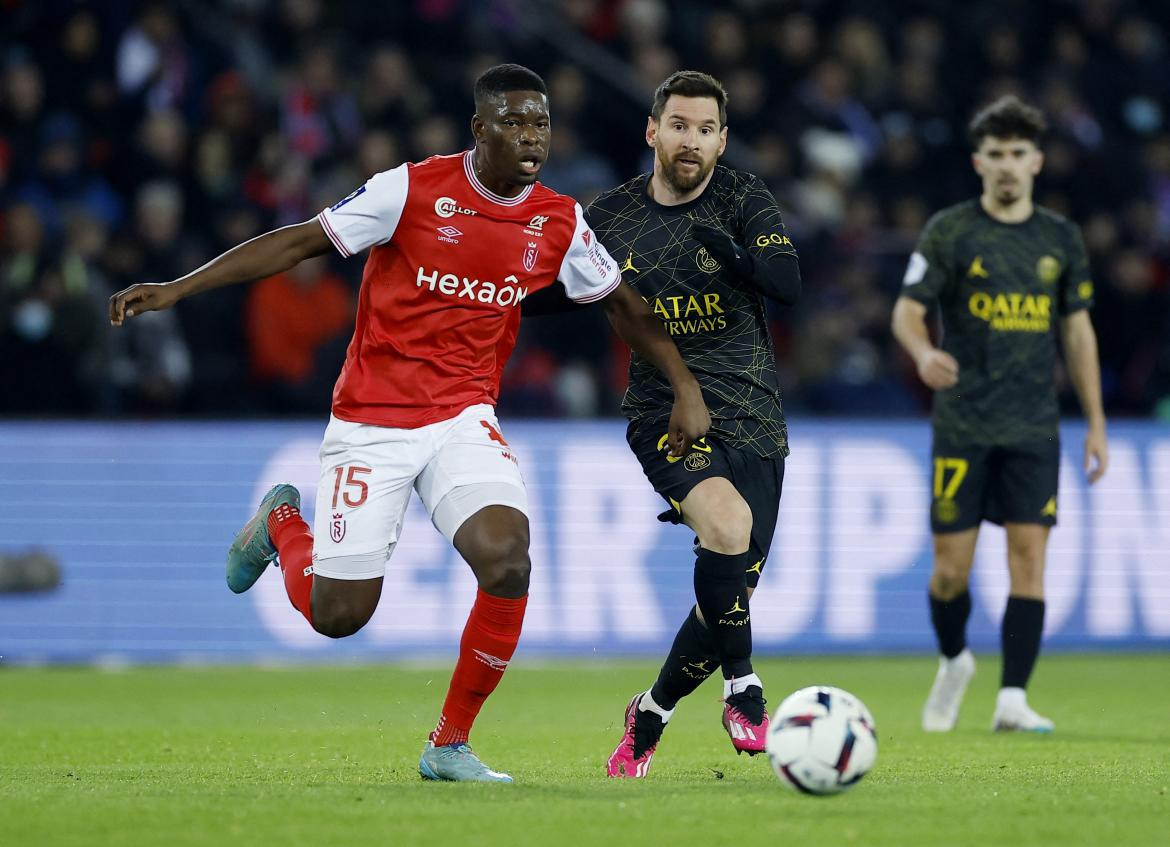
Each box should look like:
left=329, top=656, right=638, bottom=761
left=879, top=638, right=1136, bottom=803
left=109, top=64, right=709, bottom=783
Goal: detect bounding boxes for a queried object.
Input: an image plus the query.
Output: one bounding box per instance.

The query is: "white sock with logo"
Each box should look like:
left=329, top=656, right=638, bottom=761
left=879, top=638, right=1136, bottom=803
left=637, top=690, right=674, bottom=723
left=724, top=673, right=764, bottom=698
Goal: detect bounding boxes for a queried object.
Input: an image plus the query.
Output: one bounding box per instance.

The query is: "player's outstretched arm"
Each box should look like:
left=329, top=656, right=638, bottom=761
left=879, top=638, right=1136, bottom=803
left=109, top=219, right=333, bottom=326
left=600, top=280, right=710, bottom=456
left=891, top=296, right=959, bottom=390
left=1061, top=310, right=1109, bottom=483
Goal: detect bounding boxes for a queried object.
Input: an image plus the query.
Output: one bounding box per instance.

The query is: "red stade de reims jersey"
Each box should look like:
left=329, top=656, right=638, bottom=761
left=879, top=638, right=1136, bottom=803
left=317, top=150, right=620, bottom=428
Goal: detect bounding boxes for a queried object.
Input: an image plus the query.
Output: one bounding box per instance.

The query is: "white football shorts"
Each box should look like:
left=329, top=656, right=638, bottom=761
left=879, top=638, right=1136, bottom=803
left=310, top=403, right=528, bottom=579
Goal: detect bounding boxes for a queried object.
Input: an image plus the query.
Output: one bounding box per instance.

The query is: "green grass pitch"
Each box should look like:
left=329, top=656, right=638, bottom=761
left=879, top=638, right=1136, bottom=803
left=2, top=654, right=1166, bottom=846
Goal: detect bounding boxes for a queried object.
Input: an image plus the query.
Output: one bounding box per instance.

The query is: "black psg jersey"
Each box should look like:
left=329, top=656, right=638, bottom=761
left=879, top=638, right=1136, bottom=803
left=586, top=165, right=797, bottom=457
left=902, top=200, right=1093, bottom=445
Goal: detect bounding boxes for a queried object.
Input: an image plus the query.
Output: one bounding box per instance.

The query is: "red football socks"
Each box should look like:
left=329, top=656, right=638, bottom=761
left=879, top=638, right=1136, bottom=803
left=268, top=504, right=314, bottom=625
left=430, top=588, right=528, bottom=747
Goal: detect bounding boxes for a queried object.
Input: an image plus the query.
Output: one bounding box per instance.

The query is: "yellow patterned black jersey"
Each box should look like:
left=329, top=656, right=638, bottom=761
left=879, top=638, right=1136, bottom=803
left=586, top=165, right=797, bottom=458
left=901, top=199, right=1094, bottom=445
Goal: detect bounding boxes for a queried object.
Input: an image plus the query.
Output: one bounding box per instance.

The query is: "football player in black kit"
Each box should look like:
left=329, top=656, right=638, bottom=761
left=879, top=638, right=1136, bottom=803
left=580, top=71, right=801, bottom=777
left=892, top=96, right=1108, bottom=734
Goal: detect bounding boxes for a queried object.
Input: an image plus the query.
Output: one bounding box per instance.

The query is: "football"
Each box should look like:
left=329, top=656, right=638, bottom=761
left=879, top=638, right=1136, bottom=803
left=765, top=685, right=878, bottom=795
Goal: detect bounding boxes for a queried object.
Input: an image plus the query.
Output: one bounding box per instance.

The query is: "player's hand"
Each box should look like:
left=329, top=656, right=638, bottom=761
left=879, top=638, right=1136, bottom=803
left=109, top=282, right=184, bottom=326
left=916, top=349, right=959, bottom=390
left=1084, top=426, right=1108, bottom=484
left=667, top=383, right=710, bottom=457
left=690, top=223, right=752, bottom=278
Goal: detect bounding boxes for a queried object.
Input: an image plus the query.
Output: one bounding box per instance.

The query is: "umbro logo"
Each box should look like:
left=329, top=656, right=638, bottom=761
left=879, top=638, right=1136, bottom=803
left=437, top=225, right=463, bottom=244
left=472, top=649, right=509, bottom=670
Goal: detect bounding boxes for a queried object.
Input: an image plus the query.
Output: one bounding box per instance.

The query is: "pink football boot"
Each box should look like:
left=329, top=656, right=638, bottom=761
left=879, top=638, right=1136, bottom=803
left=722, top=685, right=769, bottom=755
left=607, top=693, right=666, bottom=778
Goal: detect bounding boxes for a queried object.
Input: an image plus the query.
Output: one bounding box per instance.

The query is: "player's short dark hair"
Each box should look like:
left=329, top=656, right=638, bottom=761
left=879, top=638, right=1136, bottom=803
left=651, top=70, right=728, bottom=127
left=473, top=63, right=547, bottom=107
left=968, top=95, right=1047, bottom=148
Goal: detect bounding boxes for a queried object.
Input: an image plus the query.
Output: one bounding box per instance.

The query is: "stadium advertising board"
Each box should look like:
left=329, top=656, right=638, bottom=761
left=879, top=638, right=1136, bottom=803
left=1, top=421, right=1166, bottom=662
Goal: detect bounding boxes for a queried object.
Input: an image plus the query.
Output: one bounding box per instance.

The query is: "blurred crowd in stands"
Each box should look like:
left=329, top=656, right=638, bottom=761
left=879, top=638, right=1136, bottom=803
left=3, top=0, right=1169, bottom=420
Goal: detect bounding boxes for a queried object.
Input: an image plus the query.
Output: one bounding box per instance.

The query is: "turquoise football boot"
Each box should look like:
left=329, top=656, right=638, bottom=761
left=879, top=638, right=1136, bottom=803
left=225, top=483, right=301, bottom=594
left=418, top=741, right=514, bottom=783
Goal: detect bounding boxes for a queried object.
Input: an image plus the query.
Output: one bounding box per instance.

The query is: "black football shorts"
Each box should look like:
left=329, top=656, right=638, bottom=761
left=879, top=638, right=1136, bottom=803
left=929, top=435, right=1060, bottom=533
left=627, top=422, right=785, bottom=588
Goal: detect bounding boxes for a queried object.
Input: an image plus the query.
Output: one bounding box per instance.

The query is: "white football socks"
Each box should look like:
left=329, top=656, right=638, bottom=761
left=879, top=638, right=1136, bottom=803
left=724, top=672, right=764, bottom=698
left=638, top=690, right=675, bottom=723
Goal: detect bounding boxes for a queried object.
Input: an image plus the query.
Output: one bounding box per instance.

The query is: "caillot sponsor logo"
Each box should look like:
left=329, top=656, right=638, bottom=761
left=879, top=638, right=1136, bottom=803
left=968, top=292, right=1051, bottom=332
left=416, top=266, right=529, bottom=306
left=435, top=196, right=477, bottom=218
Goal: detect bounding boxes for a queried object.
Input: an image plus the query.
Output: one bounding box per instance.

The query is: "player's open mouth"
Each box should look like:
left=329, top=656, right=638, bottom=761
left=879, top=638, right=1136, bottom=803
left=677, top=158, right=700, bottom=169
left=519, top=157, right=542, bottom=174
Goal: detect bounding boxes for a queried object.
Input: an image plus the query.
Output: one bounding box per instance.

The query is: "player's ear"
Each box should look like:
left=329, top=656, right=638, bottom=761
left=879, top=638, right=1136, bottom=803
left=718, top=125, right=728, bottom=156
left=971, top=152, right=983, bottom=176
left=645, top=116, right=657, bottom=148
left=1031, top=150, right=1044, bottom=175
left=471, top=113, right=485, bottom=143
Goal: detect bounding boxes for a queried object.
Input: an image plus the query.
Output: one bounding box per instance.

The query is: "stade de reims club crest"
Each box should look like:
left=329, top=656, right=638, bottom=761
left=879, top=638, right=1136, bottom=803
left=330, top=513, right=346, bottom=543
left=523, top=241, right=539, bottom=273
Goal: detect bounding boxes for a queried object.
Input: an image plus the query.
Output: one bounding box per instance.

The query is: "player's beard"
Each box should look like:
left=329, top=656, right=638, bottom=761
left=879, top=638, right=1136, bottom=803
left=658, top=146, right=713, bottom=194
left=995, top=177, right=1022, bottom=205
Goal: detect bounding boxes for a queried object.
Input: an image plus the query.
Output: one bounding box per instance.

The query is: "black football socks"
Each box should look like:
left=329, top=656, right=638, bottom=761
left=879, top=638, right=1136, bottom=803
left=649, top=605, right=719, bottom=710
left=1001, top=596, right=1045, bottom=688
left=693, top=547, right=755, bottom=680
left=929, top=589, right=972, bottom=659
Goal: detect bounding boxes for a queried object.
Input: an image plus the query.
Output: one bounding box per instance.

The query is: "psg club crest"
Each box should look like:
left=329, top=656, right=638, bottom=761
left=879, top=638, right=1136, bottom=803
left=330, top=513, right=346, bottom=543
left=523, top=241, right=539, bottom=272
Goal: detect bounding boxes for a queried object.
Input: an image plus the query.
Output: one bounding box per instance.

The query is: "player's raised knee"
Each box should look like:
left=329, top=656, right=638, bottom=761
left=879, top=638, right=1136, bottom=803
left=473, top=536, right=531, bottom=597
left=695, top=499, right=753, bottom=553
left=310, top=598, right=374, bottom=639
left=455, top=507, right=532, bottom=597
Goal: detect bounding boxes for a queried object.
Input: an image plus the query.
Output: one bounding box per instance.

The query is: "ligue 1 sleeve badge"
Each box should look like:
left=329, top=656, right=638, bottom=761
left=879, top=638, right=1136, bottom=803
left=330, top=513, right=346, bottom=543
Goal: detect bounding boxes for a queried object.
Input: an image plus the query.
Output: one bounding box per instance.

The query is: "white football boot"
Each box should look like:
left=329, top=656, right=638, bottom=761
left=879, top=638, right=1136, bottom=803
left=991, top=687, right=1054, bottom=733
left=922, top=648, right=976, bottom=732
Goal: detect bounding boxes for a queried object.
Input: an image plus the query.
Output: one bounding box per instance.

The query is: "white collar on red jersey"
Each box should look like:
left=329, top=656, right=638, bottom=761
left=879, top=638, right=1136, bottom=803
left=463, top=150, right=534, bottom=206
